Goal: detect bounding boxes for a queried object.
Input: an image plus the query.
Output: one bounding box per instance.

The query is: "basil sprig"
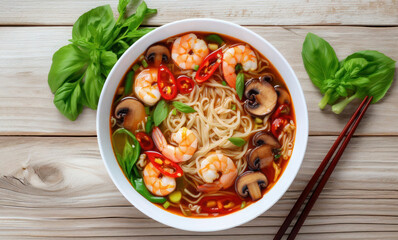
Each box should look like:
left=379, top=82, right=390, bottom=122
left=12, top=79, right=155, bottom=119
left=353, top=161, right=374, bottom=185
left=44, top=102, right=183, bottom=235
left=48, top=0, right=157, bottom=120
left=172, top=101, right=196, bottom=113
left=302, top=33, right=396, bottom=114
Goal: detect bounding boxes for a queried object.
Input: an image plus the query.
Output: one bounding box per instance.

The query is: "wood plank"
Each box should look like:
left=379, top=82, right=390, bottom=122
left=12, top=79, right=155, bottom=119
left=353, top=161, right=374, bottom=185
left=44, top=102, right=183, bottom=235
left=0, top=0, right=398, bottom=26
left=0, top=26, right=397, bottom=135
left=0, top=136, right=397, bottom=239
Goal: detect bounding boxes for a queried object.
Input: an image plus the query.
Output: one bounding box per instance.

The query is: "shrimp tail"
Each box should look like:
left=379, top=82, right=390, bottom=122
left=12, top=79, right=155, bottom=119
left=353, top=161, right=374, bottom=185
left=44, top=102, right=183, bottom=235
left=152, top=127, right=167, bottom=152
left=197, top=182, right=223, bottom=193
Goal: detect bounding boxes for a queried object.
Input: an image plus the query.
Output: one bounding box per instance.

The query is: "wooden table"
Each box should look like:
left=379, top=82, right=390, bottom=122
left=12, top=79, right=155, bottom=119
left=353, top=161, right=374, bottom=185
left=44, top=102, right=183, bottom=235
left=0, top=1, right=397, bottom=239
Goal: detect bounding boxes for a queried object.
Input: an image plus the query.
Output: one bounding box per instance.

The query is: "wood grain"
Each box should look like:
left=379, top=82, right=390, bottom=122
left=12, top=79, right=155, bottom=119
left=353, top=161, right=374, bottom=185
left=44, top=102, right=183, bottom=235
left=0, top=0, right=398, bottom=26
left=0, top=26, right=397, bottom=136
left=0, top=136, right=397, bottom=239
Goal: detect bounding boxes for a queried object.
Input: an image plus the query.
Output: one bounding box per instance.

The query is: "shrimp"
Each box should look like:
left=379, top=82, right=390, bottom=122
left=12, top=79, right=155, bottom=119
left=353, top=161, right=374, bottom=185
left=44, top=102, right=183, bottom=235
left=152, top=127, right=198, bottom=163
left=172, top=33, right=209, bottom=70
left=143, top=162, right=176, bottom=196
left=222, top=45, right=258, bottom=88
left=197, top=152, right=238, bottom=192
left=134, top=68, right=161, bottom=106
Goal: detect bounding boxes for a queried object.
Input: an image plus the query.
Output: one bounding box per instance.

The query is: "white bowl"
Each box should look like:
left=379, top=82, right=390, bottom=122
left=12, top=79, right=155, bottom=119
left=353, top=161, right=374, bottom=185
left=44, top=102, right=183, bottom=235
left=97, top=18, right=308, bottom=232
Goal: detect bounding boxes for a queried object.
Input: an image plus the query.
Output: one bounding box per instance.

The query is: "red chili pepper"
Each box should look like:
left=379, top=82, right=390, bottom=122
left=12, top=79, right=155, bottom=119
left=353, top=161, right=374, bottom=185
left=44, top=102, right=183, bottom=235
left=195, top=48, right=223, bottom=83
left=157, top=64, right=178, bottom=100
left=198, top=195, right=242, bottom=214
left=176, top=75, right=195, bottom=94
left=271, top=117, right=291, bottom=138
left=145, top=151, right=183, bottom=178
left=272, top=104, right=290, bottom=121
left=136, top=132, right=154, bottom=150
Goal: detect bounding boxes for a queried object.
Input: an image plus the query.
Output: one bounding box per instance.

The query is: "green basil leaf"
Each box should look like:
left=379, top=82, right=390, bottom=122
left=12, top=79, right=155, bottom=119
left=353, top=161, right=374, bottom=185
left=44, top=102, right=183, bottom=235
left=117, top=0, right=131, bottom=15
left=118, top=39, right=130, bottom=51
left=112, top=128, right=141, bottom=177
left=122, top=2, right=157, bottom=31
left=53, top=80, right=83, bottom=121
left=350, top=77, right=370, bottom=87
left=100, top=50, right=118, bottom=67
left=81, top=62, right=105, bottom=110
left=302, top=33, right=339, bottom=92
left=172, top=101, right=196, bottom=113
left=236, top=72, right=245, bottom=100
left=228, top=137, right=246, bottom=147
left=145, top=115, right=154, bottom=133
left=124, top=71, right=135, bottom=96
left=343, top=58, right=368, bottom=77
left=48, top=44, right=89, bottom=93
left=72, top=5, right=116, bottom=43
left=124, top=27, right=155, bottom=39
left=153, top=100, right=168, bottom=126
left=205, top=34, right=224, bottom=45
left=100, top=50, right=118, bottom=76
left=344, top=50, right=396, bottom=103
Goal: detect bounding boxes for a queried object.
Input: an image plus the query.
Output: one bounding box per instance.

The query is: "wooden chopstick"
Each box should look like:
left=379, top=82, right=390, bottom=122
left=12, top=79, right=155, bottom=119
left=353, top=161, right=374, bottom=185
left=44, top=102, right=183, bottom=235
left=274, top=96, right=373, bottom=240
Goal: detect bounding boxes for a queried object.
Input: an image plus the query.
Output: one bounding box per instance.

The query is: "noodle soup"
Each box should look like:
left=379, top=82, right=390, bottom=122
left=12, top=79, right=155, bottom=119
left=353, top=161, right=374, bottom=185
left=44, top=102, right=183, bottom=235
left=110, top=32, right=296, bottom=217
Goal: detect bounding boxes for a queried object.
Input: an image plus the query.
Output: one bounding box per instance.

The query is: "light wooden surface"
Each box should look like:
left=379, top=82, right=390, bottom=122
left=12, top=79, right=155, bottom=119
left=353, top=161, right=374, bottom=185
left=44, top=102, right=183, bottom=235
left=0, top=0, right=397, bottom=239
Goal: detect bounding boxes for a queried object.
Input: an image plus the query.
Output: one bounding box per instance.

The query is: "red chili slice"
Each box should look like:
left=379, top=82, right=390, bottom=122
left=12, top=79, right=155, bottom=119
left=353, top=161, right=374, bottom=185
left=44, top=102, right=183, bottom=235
left=198, top=195, right=242, bottom=214
left=176, top=75, right=195, bottom=94
left=136, top=132, right=154, bottom=150
left=271, top=117, right=291, bottom=138
left=271, top=104, right=290, bottom=121
left=145, top=151, right=183, bottom=178
left=195, top=48, right=223, bottom=83
left=157, top=64, right=178, bottom=100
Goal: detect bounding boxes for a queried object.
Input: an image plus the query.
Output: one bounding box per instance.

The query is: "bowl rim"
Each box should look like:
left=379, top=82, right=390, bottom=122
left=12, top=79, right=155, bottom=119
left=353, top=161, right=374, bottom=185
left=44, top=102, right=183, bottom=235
left=97, top=18, right=308, bottom=232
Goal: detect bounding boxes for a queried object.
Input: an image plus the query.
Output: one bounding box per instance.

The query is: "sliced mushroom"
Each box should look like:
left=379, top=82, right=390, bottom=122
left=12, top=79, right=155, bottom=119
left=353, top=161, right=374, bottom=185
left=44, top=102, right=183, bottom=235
left=244, top=77, right=277, bottom=117
left=114, top=97, right=146, bottom=132
left=145, top=44, right=170, bottom=67
left=235, top=171, right=268, bottom=201
left=260, top=74, right=273, bottom=83
left=247, top=145, right=274, bottom=170
left=252, top=132, right=281, bottom=148
left=275, top=86, right=291, bottom=106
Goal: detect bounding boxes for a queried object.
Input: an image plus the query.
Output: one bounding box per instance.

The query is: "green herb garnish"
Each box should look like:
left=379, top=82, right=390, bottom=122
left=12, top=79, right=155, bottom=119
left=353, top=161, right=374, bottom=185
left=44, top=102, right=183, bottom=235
left=241, top=201, right=246, bottom=209
left=153, top=100, right=168, bottom=126
left=236, top=72, right=245, bottom=100
left=302, top=33, right=396, bottom=114
left=193, top=64, right=199, bottom=71
left=172, top=101, right=196, bottom=113
left=163, top=201, right=170, bottom=209
left=132, top=63, right=140, bottom=71
left=228, top=137, right=246, bottom=147
left=48, top=1, right=157, bottom=120
left=112, top=128, right=141, bottom=176
left=235, top=63, right=243, bottom=72
left=145, top=115, right=154, bottom=133
left=141, top=59, right=148, bottom=68
left=221, top=81, right=227, bottom=86
left=205, top=34, right=224, bottom=45
left=124, top=70, right=134, bottom=95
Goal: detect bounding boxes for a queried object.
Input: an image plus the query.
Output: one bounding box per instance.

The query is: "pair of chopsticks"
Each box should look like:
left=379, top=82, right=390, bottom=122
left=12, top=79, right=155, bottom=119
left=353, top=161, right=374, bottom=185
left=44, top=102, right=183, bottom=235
left=274, top=96, right=373, bottom=240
